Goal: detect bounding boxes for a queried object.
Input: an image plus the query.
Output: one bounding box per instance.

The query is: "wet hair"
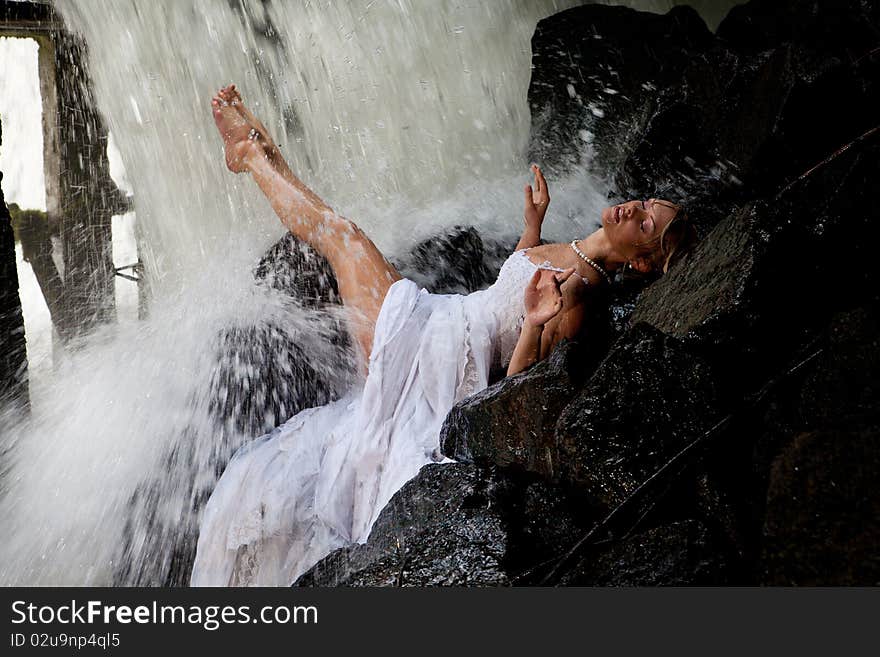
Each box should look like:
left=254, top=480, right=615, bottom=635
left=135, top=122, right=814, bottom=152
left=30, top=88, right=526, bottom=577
left=638, top=200, right=697, bottom=273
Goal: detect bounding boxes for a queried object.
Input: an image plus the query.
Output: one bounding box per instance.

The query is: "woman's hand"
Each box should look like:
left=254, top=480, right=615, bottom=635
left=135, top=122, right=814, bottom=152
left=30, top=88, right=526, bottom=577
left=525, top=163, right=550, bottom=227
left=516, top=164, right=550, bottom=250
left=523, top=267, right=575, bottom=327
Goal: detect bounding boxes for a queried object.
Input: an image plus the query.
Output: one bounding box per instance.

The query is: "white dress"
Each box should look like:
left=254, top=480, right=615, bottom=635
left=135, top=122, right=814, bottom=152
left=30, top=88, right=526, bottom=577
left=191, top=249, right=560, bottom=586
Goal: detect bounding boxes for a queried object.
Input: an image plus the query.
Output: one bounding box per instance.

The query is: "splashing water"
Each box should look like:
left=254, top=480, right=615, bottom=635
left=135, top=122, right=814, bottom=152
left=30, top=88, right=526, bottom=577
left=0, top=0, right=735, bottom=585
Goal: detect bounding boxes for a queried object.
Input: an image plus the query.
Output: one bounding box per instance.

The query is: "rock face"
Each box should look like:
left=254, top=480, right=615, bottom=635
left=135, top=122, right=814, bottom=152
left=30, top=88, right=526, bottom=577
left=296, top=464, right=512, bottom=586
left=527, top=4, right=715, bottom=177
left=442, top=326, right=721, bottom=509
left=440, top=341, right=587, bottom=476
left=559, top=520, right=730, bottom=586
left=632, top=134, right=880, bottom=397
left=295, top=463, right=598, bottom=587
left=761, top=421, right=880, bottom=585
left=297, top=0, right=880, bottom=587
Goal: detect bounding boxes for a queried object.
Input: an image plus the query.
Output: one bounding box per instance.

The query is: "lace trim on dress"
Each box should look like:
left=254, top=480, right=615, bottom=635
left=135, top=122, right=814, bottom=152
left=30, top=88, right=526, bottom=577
left=520, top=248, right=590, bottom=285
left=455, top=320, right=480, bottom=403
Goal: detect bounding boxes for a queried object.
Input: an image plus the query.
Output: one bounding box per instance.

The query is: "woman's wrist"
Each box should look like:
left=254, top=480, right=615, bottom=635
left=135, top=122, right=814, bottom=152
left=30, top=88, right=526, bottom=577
left=522, top=225, right=540, bottom=242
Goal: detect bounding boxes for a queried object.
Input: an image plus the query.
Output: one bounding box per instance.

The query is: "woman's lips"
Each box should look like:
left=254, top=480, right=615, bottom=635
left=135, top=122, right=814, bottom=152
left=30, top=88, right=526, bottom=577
left=614, top=205, right=622, bottom=223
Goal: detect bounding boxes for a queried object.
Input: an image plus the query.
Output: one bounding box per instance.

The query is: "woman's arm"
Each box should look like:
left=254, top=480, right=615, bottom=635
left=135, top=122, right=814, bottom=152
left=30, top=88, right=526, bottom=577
left=515, top=164, right=550, bottom=251
left=507, top=272, right=589, bottom=376
left=507, top=320, right=545, bottom=376
left=507, top=267, right=576, bottom=376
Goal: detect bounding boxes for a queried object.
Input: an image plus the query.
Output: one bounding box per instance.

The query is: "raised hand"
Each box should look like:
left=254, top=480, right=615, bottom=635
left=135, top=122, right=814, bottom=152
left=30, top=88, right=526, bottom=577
left=524, top=163, right=550, bottom=230
left=523, top=267, right=575, bottom=327
left=517, top=164, right=551, bottom=251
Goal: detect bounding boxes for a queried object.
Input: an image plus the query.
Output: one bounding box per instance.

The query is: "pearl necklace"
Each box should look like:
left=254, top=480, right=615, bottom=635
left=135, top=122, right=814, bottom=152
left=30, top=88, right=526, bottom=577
left=570, top=240, right=613, bottom=286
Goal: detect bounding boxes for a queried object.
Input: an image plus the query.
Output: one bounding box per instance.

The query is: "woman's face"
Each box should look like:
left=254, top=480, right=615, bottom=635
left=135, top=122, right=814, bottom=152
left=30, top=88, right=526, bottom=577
left=601, top=199, right=679, bottom=261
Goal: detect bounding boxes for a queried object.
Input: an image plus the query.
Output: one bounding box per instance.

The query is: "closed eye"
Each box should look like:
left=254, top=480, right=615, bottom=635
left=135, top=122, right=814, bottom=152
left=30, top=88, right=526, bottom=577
left=641, top=199, right=656, bottom=234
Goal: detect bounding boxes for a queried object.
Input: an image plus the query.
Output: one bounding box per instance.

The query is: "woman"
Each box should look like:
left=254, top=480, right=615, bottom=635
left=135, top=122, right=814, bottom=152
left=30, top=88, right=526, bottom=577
left=191, top=85, right=694, bottom=586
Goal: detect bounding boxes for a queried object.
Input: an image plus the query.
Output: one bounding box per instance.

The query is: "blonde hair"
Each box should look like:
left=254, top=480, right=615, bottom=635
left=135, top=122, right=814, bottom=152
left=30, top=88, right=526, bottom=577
left=639, top=201, right=697, bottom=273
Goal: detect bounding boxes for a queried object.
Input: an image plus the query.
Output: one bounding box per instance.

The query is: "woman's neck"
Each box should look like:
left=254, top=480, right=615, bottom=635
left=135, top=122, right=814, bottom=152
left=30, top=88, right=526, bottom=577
left=578, top=228, right=625, bottom=271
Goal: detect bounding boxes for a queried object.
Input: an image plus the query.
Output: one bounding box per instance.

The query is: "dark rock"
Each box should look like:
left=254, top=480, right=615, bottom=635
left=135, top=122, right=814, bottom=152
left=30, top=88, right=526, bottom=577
left=554, top=323, right=721, bottom=508
left=717, top=0, right=880, bottom=60
left=295, top=463, right=509, bottom=586
left=752, top=304, right=880, bottom=477
left=254, top=232, right=343, bottom=305
left=295, top=463, right=597, bottom=587
left=441, top=341, right=588, bottom=476
left=676, top=301, right=880, bottom=584
left=788, top=304, right=880, bottom=430
left=631, top=132, right=880, bottom=398
left=614, top=43, right=880, bottom=213
left=392, top=225, right=514, bottom=296
left=760, top=418, right=880, bottom=585
left=527, top=4, right=715, bottom=177
left=559, top=520, right=730, bottom=586
left=444, top=323, right=721, bottom=511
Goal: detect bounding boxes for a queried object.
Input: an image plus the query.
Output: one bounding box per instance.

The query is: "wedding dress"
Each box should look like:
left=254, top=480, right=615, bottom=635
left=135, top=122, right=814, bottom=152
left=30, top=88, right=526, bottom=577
left=191, top=249, right=565, bottom=586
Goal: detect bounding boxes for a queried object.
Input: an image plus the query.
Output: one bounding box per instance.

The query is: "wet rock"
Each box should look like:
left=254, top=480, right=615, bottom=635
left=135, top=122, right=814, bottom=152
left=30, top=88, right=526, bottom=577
left=788, top=304, right=880, bottom=430
left=631, top=133, right=880, bottom=398
left=295, top=463, right=596, bottom=587
left=617, top=0, right=879, bottom=209
left=527, top=4, right=715, bottom=177
left=554, top=324, right=721, bottom=508
left=295, top=463, right=509, bottom=586
left=717, top=0, right=880, bottom=60
left=443, top=323, right=721, bottom=511
left=254, top=232, right=343, bottom=305
left=393, top=225, right=514, bottom=296
left=559, top=520, right=730, bottom=586
left=751, top=304, right=880, bottom=478
left=441, top=341, right=588, bottom=476
left=675, top=301, right=880, bottom=584
left=760, top=418, right=880, bottom=585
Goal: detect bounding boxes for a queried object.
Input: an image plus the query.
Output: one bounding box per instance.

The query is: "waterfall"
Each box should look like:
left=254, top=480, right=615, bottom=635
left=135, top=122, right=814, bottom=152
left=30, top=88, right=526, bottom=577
left=0, top=0, right=739, bottom=585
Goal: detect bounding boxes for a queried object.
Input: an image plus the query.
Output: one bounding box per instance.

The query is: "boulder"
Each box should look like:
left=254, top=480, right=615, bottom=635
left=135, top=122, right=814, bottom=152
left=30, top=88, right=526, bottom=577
left=716, top=0, right=880, bottom=59
left=529, top=0, right=880, bottom=242
left=295, top=463, right=597, bottom=587
left=443, top=323, right=721, bottom=510
left=441, top=340, right=588, bottom=475
left=631, top=132, right=880, bottom=397
left=554, top=323, right=721, bottom=508
left=760, top=419, right=880, bottom=585
left=392, top=225, right=514, bottom=296
left=559, top=520, right=731, bottom=586
left=527, top=4, right=715, bottom=177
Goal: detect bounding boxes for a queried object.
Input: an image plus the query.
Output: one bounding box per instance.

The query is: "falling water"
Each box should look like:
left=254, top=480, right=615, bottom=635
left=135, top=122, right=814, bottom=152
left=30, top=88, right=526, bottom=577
left=0, top=0, right=740, bottom=585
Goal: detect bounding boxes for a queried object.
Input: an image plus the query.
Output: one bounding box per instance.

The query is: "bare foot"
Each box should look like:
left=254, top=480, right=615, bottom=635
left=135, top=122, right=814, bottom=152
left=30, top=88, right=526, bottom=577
left=211, top=85, right=271, bottom=173
left=224, top=84, right=294, bottom=179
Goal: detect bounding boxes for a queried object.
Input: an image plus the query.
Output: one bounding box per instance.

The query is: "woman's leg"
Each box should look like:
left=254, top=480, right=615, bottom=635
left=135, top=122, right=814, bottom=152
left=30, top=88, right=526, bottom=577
left=211, top=85, right=401, bottom=361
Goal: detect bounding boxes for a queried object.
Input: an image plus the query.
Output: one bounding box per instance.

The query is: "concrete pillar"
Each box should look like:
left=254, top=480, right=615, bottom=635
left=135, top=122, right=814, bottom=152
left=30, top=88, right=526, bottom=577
left=0, top=120, right=29, bottom=412
left=2, top=1, right=131, bottom=343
